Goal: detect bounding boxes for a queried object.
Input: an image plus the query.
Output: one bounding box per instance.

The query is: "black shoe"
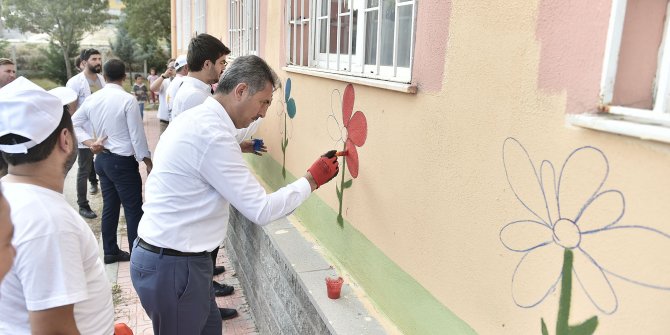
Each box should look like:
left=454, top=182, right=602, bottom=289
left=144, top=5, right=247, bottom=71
left=89, top=184, right=99, bottom=195
left=213, top=266, right=225, bottom=276
left=219, top=308, right=238, bottom=320
left=213, top=281, right=234, bottom=297
left=79, top=206, right=97, bottom=219
left=104, top=250, right=131, bottom=264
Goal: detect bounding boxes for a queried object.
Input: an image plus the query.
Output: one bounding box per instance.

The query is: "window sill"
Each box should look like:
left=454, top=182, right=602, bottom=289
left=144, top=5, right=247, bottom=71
left=567, top=113, right=670, bottom=144
left=283, top=66, right=418, bottom=94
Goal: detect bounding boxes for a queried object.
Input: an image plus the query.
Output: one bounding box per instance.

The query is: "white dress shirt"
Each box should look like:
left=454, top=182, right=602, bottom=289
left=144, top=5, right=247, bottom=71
left=165, top=74, right=184, bottom=121
left=66, top=72, right=106, bottom=149
left=139, top=97, right=312, bottom=252
left=171, top=76, right=211, bottom=120
left=72, top=83, right=151, bottom=162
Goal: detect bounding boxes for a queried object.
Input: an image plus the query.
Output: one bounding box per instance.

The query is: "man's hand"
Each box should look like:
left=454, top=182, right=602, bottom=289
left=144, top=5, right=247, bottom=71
left=240, top=139, right=267, bottom=156
left=83, top=135, right=107, bottom=154
left=307, top=150, right=339, bottom=189
left=143, top=157, right=153, bottom=175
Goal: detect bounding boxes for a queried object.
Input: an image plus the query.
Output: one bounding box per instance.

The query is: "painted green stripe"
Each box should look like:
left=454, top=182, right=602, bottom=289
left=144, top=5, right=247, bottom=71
left=246, top=154, right=477, bottom=335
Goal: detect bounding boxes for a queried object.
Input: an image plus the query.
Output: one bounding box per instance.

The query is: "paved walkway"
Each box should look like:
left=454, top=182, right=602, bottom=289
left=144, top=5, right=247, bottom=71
left=65, top=106, right=258, bottom=335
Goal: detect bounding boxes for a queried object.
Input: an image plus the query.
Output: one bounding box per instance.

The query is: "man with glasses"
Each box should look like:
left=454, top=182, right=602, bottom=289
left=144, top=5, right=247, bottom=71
left=149, top=58, right=176, bottom=135
left=66, top=48, right=105, bottom=219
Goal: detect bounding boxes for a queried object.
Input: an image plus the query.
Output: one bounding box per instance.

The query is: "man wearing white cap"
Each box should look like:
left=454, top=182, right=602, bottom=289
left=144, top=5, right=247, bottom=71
left=72, top=59, right=153, bottom=265
left=0, top=77, right=114, bottom=334
left=165, top=54, right=189, bottom=124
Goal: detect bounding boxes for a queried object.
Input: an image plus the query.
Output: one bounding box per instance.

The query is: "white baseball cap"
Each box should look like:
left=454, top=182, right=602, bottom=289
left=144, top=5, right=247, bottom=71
left=174, top=55, right=188, bottom=70
left=0, top=77, right=77, bottom=154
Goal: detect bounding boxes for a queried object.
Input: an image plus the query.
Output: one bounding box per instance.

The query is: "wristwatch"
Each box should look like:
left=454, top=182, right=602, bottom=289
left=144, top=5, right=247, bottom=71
left=161, top=74, right=168, bottom=79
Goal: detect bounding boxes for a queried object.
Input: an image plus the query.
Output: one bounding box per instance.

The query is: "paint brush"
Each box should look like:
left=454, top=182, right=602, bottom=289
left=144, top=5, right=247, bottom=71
left=335, top=151, right=348, bottom=157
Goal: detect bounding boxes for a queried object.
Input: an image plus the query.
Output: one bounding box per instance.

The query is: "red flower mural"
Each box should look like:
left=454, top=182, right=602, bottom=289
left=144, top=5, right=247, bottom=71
left=335, top=84, right=367, bottom=225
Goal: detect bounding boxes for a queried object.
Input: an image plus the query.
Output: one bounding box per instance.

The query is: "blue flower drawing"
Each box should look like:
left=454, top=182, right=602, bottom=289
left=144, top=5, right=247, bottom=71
left=501, top=137, right=670, bottom=318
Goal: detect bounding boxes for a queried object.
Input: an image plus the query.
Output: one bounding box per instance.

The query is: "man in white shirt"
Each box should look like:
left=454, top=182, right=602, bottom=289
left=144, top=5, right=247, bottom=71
left=0, top=77, right=114, bottom=334
left=66, top=48, right=106, bottom=219
left=72, top=59, right=153, bottom=265
left=165, top=54, right=188, bottom=123
left=150, top=58, right=176, bottom=134
left=131, top=55, right=339, bottom=334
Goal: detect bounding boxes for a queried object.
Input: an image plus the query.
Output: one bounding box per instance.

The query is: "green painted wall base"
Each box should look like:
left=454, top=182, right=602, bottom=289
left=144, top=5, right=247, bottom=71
left=246, top=155, right=477, bottom=335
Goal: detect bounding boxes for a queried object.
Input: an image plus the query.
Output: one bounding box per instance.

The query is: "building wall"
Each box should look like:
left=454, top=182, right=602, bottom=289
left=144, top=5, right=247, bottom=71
left=172, top=0, right=670, bottom=334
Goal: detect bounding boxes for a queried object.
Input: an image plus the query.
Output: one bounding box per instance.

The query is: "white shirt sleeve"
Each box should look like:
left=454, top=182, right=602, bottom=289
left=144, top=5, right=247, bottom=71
left=235, top=118, right=263, bottom=143
left=15, top=233, right=89, bottom=311
left=71, top=104, right=93, bottom=145
left=125, top=99, right=151, bottom=161
left=198, top=133, right=311, bottom=226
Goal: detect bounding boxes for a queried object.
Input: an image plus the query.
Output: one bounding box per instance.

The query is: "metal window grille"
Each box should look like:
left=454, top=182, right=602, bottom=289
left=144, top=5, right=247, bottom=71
left=286, top=0, right=415, bottom=83
left=194, top=0, right=207, bottom=34
left=229, top=0, right=260, bottom=57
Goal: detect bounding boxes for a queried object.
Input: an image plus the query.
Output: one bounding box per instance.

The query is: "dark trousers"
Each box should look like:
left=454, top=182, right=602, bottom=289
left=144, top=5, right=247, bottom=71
left=131, top=241, right=221, bottom=334
left=76, top=148, right=98, bottom=208
left=95, top=152, right=143, bottom=256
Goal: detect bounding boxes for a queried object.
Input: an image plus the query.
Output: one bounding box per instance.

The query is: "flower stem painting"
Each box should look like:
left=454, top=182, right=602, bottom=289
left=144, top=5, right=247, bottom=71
left=280, top=78, right=297, bottom=178
left=328, top=84, right=367, bottom=226
left=501, top=137, right=670, bottom=335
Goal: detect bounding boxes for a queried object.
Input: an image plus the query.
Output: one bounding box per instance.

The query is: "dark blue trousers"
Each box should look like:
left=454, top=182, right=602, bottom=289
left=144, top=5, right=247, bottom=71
left=95, top=152, right=143, bottom=256
left=130, top=240, right=221, bottom=334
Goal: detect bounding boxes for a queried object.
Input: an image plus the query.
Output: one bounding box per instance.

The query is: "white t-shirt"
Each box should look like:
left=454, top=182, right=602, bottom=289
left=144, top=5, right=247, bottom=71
left=0, top=183, right=114, bottom=335
left=156, top=77, right=171, bottom=121
left=165, top=75, right=185, bottom=121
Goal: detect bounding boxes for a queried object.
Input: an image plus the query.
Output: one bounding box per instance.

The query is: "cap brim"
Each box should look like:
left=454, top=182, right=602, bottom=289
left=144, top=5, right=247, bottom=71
left=48, top=87, right=78, bottom=105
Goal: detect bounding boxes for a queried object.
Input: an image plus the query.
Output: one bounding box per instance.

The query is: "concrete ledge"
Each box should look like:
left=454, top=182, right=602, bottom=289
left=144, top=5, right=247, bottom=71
left=225, top=206, right=388, bottom=335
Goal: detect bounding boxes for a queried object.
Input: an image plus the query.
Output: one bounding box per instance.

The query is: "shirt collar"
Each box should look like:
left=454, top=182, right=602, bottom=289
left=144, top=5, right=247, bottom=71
left=183, top=76, right=213, bottom=93
left=203, top=97, right=236, bottom=134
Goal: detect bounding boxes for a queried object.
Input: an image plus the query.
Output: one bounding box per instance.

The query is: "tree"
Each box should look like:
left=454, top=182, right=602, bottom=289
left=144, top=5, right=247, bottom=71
left=2, top=0, right=111, bottom=78
left=122, top=0, right=171, bottom=46
left=43, top=41, right=80, bottom=85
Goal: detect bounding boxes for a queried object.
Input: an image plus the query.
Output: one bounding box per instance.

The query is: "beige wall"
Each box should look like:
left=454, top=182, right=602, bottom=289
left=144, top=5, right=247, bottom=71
left=175, top=0, right=670, bottom=333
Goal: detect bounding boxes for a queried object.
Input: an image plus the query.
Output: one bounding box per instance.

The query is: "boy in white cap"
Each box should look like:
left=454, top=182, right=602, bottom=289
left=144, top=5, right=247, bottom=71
left=165, top=54, right=189, bottom=123
left=0, top=77, right=114, bottom=334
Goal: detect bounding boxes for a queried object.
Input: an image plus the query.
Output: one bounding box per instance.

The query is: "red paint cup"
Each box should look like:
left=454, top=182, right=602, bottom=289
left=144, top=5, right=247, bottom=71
left=325, top=276, right=344, bottom=299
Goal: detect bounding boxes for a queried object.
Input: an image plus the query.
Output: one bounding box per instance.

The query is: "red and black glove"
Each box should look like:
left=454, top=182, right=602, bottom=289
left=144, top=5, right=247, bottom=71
left=307, top=150, right=339, bottom=188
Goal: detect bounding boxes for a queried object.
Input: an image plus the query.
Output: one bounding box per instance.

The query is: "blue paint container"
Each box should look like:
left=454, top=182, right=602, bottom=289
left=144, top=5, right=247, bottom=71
left=252, top=138, right=264, bottom=152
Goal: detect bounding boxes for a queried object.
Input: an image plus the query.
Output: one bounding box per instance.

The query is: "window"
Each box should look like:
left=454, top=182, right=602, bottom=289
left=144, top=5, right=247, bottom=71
left=286, top=0, right=416, bottom=83
left=194, top=0, right=207, bottom=35
left=176, top=0, right=192, bottom=51
left=570, top=0, right=670, bottom=143
left=229, top=0, right=260, bottom=57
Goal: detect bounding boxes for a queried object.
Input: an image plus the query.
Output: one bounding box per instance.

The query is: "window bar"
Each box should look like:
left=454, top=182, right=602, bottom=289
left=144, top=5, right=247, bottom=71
left=348, top=0, right=353, bottom=73
left=307, top=0, right=314, bottom=67
left=326, top=0, right=332, bottom=69
left=337, top=0, right=342, bottom=71
left=375, top=1, right=382, bottom=75
left=652, top=2, right=670, bottom=114
left=600, top=0, right=627, bottom=105
left=293, top=0, right=297, bottom=64
left=300, top=0, right=305, bottom=66
left=256, top=0, right=260, bottom=54
left=409, top=1, right=416, bottom=80
left=392, top=0, right=399, bottom=77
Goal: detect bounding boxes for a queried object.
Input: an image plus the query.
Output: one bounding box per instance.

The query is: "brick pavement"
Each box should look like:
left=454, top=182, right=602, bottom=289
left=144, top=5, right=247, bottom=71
left=112, top=107, right=259, bottom=335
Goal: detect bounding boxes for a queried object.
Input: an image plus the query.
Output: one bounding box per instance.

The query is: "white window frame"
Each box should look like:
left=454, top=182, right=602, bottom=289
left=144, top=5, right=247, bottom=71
left=194, top=0, right=207, bottom=35
left=229, top=0, right=260, bottom=58
left=177, top=0, right=193, bottom=52
left=285, top=0, right=416, bottom=87
left=569, top=0, right=670, bottom=143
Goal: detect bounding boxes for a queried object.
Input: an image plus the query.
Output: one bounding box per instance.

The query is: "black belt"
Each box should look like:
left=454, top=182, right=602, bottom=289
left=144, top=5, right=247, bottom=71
left=159, top=119, right=169, bottom=124
left=100, top=149, right=133, bottom=158
left=138, top=238, right=208, bottom=257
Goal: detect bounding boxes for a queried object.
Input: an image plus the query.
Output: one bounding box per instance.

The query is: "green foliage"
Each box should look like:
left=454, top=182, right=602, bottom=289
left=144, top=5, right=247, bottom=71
left=111, top=14, right=168, bottom=84
left=0, top=40, right=9, bottom=57
left=2, top=0, right=111, bottom=78
left=43, top=41, right=80, bottom=85
left=122, top=0, right=171, bottom=45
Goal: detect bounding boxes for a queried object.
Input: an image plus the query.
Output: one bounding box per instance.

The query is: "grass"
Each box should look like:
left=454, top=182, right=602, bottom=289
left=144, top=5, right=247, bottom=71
left=28, top=78, right=60, bottom=91
left=111, top=283, right=124, bottom=307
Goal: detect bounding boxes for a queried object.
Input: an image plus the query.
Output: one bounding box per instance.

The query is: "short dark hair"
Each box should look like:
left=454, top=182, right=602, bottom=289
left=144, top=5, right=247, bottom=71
left=1, top=108, right=73, bottom=166
left=0, top=58, right=14, bottom=66
left=134, top=73, right=143, bottom=80
left=216, top=55, right=279, bottom=96
left=187, top=33, right=230, bottom=72
left=80, top=48, right=101, bottom=61
left=104, top=59, right=126, bottom=81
